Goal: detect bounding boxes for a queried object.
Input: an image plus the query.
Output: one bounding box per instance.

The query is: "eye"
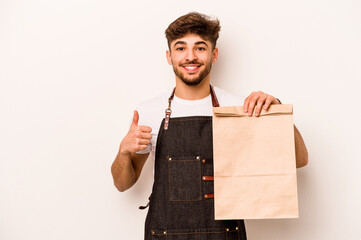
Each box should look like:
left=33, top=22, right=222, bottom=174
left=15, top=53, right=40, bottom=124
left=197, top=47, right=206, bottom=51
left=176, top=47, right=184, bottom=51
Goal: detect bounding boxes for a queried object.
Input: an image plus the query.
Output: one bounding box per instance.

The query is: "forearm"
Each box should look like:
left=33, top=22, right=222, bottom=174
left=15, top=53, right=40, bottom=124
left=111, top=151, right=137, bottom=192
left=294, top=125, right=308, bottom=168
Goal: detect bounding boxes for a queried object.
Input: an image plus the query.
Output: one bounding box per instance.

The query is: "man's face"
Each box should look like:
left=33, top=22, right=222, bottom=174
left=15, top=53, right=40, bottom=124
left=166, top=34, right=218, bottom=86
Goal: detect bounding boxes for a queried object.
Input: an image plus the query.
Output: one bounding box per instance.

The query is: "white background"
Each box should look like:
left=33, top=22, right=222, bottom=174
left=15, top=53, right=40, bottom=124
left=1, top=0, right=360, bottom=239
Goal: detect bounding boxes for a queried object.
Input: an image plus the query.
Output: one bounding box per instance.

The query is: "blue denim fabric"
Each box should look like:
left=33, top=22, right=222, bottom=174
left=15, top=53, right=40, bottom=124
left=144, top=116, right=247, bottom=240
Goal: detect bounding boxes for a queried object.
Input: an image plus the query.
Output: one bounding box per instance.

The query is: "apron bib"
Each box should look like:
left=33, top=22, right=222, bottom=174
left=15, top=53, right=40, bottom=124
left=144, top=85, right=246, bottom=240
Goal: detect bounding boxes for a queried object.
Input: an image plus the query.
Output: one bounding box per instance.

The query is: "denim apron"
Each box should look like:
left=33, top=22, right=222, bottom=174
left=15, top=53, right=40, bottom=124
left=144, top=85, right=247, bottom=240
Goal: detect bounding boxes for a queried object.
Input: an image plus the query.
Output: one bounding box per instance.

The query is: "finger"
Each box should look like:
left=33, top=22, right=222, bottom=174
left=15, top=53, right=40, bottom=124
left=134, top=138, right=149, bottom=151
left=139, top=132, right=152, bottom=140
left=247, top=94, right=260, bottom=116
left=263, top=96, right=274, bottom=110
left=243, top=92, right=255, bottom=112
left=132, top=110, right=139, bottom=126
left=138, top=125, right=152, bottom=133
left=272, top=98, right=281, bottom=104
left=255, top=96, right=267, bottom=116
left=136, top=144, right=148, bottom=151
left=138, top=139, right=150, bottom=145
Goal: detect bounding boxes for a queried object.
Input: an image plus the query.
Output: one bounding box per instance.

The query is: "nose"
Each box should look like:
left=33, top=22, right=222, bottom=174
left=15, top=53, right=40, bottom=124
left=186, top=49, right=198, bottom=61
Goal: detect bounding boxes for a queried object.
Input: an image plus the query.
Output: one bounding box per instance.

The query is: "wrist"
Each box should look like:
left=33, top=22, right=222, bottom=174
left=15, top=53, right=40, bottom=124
left=117, top=149, right=132, bottom=167
left=119, top=145, right=131, bottom=156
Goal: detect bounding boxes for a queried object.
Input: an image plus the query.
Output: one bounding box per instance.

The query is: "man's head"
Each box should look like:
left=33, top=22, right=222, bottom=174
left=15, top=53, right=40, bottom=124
left=165, top=12, right=221, bottom=86
left=165, top=12, right=221, bottom=50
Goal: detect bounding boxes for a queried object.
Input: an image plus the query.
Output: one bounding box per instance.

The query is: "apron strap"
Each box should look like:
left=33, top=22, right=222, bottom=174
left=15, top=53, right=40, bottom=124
left=210, top=85, right=219, bottom=107
left=164, top=85, right=219, bottom=130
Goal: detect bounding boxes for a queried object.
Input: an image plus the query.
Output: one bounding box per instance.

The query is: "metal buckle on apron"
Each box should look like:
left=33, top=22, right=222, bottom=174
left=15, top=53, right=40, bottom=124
left=164, top=108, right=172, bottom=130
left=163, top=85, right=219, bottom=130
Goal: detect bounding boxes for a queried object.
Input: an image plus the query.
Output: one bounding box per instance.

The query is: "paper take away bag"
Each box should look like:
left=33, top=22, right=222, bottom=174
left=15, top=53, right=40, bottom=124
left=212, top=104, right=298, bottom=219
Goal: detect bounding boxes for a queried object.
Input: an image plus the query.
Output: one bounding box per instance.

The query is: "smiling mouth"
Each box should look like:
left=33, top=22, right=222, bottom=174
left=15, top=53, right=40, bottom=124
left=182, top=64, right=201, bottom=73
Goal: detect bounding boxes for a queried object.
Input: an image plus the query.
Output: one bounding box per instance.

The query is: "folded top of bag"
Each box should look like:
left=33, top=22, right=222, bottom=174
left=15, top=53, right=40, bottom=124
left=213, top=104, right=293, bottom=117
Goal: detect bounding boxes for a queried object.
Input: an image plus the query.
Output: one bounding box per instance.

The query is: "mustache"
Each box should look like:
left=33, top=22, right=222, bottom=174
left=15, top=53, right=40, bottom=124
left=180, top=61, right=202, bottom=66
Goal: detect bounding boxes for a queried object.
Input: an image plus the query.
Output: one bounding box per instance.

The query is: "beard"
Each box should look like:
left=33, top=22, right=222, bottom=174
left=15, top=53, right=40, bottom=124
left=173, top=61, right=212, bottom=86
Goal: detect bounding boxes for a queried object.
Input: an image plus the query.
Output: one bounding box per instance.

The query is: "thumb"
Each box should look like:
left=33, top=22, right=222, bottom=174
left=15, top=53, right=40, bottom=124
left=131, top=110, right=139, bottom=126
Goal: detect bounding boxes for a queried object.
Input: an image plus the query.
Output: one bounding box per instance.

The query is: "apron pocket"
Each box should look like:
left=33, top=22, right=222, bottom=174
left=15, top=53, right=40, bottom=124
left=168, top=156, right=202, bottom=201
left=197, top=228, right=239, bottom=240
left=152, top=229, right=197, bottom=240
left=152, top=235, right=166, bottom=240
left=226, top=229, right=241, bottom=240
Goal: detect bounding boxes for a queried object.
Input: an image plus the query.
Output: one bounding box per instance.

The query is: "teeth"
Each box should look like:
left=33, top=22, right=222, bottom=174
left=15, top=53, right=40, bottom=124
left=185, top=66, right=198, bottom=70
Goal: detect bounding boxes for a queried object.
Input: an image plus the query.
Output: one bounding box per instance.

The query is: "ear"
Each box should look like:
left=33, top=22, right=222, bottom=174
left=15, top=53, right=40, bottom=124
left=212, top=47, right=219, bottom=64
left=166, top=50, right=172, bottom=65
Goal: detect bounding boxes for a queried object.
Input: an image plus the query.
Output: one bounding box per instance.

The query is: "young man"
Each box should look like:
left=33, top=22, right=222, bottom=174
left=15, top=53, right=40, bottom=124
left=111, top=12, right=308, bottom=240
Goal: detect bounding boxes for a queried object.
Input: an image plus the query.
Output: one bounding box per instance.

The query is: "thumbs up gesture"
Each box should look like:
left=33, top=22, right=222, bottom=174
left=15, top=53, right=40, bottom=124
left=120, top=110, right=152, bottom=154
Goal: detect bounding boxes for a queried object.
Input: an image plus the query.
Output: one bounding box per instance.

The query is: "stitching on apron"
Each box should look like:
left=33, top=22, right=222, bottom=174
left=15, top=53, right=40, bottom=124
left=169, top=117, right=212, bottom=122
left=152, top=229, right=239, bottom=235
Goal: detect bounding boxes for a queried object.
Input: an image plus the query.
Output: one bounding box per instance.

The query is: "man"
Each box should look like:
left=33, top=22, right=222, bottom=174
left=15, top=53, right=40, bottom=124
left=111, top=12, right=308, bottom=240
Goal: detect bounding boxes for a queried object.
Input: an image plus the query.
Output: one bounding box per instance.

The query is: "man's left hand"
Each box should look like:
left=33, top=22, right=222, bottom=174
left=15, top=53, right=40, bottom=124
left=243, top=91, right=281, bottom=117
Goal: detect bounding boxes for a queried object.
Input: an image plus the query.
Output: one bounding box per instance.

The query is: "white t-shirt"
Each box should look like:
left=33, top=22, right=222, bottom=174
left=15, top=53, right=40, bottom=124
left=136, top=86, right=245, bottom=161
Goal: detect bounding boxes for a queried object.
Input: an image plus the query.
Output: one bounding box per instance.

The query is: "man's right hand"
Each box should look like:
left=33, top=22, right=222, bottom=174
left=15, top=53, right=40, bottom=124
left=119, top=110, right=152, bottom=154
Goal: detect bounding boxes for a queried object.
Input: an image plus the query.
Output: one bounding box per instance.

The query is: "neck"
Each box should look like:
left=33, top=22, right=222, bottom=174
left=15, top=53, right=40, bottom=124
left=174, top=76, right=211, bottom=100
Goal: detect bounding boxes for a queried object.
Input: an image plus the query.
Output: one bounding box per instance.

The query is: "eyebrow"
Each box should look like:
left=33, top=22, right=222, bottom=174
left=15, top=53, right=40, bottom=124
left=173, top=41, right=209, bottom=47
left=195, top=41, right=208, bottom=47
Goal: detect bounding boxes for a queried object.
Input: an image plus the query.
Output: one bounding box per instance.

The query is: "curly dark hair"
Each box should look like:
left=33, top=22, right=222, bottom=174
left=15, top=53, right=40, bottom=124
left=165, top=12, right=221, bottom=50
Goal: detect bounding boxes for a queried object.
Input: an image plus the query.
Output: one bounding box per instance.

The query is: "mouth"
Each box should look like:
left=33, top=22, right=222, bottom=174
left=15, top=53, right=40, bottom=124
left=181, top=64, right=201, bottom=73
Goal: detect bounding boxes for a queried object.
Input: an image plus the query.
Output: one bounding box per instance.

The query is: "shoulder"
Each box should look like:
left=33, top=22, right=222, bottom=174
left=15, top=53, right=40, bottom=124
left=213, top=86, right=245, bottom=106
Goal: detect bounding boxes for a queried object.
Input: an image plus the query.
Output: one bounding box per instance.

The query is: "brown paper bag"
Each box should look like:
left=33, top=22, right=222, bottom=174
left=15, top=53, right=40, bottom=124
left=212, top=104, right=298, bottom=219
